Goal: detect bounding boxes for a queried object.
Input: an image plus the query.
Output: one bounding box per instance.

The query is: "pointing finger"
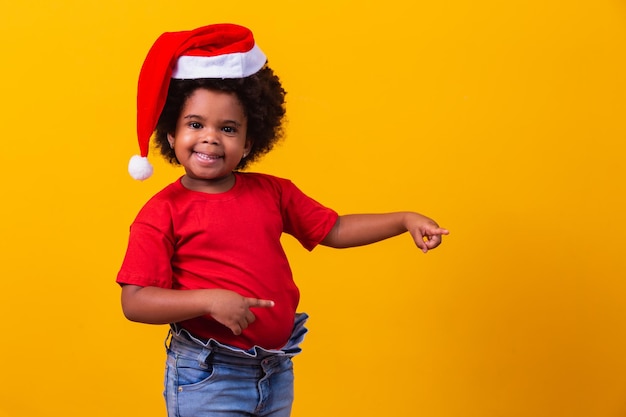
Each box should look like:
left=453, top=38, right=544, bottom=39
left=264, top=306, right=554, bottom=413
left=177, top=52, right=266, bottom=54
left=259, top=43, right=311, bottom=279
left=246, top=298, right=275, bottom=308
left=424, top=226, right=450, bottom=236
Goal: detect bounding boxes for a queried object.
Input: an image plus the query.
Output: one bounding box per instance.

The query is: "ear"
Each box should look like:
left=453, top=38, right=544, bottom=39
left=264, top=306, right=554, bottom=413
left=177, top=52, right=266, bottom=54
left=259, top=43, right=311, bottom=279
left=243, top=138, right=253, bottom=157
left=167, top=133, right=175, bottom=149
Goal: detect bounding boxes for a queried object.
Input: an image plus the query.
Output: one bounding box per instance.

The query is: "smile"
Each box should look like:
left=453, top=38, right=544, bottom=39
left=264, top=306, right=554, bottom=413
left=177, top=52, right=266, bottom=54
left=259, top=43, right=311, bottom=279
left=194, top=152, right=222, bottom=161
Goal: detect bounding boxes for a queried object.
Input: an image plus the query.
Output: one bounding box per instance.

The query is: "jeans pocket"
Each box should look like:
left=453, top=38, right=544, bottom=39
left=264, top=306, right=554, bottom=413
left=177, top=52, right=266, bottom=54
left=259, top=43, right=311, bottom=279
left=175, top=356, right=216, bottom=388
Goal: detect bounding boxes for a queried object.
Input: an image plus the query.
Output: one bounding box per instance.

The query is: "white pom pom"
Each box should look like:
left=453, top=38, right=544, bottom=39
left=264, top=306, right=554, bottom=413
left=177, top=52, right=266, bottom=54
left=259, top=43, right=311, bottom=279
left=128, top=155, right=154, bottom=180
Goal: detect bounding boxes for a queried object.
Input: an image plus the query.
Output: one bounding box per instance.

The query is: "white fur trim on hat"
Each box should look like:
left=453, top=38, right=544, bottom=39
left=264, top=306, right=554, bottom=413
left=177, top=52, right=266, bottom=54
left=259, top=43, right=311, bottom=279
left=173, top=44, right=266, bottom=79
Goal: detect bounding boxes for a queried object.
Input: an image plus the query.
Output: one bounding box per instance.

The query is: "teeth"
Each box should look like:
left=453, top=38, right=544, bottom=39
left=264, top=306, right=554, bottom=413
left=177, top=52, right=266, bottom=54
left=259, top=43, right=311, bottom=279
left=196, top=152, right=220, bottom=160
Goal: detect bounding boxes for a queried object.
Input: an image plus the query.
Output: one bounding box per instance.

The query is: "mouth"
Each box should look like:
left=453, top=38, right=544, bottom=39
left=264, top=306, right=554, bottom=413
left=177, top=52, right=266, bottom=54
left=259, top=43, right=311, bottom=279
left=194, top=151, right=222, bottom=161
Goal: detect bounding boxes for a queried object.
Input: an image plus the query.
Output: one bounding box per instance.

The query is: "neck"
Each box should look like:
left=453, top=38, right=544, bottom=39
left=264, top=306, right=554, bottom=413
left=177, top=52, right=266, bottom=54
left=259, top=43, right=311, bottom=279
left=181, top=172, right=236, bottom=194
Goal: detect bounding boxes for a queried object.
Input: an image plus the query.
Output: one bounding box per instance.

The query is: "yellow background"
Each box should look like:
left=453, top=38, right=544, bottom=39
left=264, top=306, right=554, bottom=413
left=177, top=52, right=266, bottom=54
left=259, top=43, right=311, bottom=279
left=1, top=0, right=625, bottom=416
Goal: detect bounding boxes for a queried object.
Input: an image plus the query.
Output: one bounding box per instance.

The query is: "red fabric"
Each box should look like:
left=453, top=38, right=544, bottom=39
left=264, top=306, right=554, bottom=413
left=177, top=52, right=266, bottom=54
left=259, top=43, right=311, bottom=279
left=117, top=172, right=338, bottom=350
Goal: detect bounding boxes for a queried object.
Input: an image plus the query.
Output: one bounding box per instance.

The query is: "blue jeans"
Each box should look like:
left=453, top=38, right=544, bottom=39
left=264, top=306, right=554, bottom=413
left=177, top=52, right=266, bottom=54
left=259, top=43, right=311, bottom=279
left=164, top=314, right=308, bottom=417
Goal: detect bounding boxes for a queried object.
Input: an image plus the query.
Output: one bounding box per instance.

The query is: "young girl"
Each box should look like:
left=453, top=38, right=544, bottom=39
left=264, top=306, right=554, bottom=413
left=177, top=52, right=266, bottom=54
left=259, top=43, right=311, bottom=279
left=118, top=23, right=449, bottom=417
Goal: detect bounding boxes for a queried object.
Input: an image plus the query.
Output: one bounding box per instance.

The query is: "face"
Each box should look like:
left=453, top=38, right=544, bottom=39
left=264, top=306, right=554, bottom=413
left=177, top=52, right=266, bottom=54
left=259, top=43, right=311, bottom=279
left=168, top=88, right=251, bottom=192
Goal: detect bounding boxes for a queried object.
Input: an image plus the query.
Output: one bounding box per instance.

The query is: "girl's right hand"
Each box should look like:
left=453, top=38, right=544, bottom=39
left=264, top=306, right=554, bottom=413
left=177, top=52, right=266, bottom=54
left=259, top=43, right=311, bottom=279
left=206, top=289, right=275, bottom=335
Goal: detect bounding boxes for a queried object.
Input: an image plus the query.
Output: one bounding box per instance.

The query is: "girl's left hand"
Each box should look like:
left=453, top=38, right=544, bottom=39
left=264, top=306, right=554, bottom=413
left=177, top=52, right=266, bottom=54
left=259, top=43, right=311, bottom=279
left=404, top=212, right=449, bottom=253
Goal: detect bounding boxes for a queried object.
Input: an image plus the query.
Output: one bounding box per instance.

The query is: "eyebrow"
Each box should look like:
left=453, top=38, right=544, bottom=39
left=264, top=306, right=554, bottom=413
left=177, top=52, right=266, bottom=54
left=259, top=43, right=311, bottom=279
left=183, top=114, right=206, bottom=121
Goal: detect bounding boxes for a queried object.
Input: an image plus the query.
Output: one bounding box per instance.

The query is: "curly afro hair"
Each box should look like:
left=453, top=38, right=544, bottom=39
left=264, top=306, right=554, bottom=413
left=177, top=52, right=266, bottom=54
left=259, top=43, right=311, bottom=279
left=154, top=65, right=286, bottom=170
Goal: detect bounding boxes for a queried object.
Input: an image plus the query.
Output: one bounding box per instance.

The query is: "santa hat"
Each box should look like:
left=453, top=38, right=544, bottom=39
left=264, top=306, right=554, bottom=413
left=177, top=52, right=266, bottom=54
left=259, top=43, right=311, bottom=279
left=128, top=23, right=267, bottom=180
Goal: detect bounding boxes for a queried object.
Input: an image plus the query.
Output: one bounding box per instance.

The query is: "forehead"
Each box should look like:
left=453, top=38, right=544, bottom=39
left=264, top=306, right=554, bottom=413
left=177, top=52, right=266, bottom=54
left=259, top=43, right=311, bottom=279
left=182, top=88, right=245, bottom=117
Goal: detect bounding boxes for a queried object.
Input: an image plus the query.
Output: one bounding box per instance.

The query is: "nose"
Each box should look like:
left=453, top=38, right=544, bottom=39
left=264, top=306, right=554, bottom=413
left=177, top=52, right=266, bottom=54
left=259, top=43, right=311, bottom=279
left=202, top=128, right=220, bottom=144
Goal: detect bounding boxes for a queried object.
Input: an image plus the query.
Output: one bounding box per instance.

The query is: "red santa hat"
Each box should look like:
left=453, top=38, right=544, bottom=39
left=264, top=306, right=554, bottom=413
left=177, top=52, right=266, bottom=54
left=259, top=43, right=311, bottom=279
left=128, top=23, right=267, bottom=180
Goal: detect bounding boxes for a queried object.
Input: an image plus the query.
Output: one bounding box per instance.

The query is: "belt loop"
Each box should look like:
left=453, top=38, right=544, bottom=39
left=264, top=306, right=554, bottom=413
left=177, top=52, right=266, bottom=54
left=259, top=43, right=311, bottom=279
left=198, top=347, right=212, bottom=366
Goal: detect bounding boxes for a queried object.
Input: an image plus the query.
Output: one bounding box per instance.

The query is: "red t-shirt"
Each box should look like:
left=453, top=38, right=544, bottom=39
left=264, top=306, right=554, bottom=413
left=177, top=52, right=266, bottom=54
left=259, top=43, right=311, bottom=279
left=117, top=172, right=338, bottom=350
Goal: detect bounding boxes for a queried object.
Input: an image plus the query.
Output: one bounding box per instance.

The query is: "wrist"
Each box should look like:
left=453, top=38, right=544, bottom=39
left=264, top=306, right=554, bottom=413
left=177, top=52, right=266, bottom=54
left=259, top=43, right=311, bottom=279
left=401, top=211, right=417, bottom=232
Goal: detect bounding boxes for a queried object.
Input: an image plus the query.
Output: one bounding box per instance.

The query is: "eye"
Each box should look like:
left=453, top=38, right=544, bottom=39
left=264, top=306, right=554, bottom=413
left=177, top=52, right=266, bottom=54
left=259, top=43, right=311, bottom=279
left=222, top=126, right=237, bottom=135
left=189, top=122, right=203, bottom=129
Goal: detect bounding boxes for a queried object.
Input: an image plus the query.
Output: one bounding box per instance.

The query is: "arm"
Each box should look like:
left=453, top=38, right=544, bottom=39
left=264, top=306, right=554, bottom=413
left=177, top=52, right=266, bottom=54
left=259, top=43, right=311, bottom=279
left=320, top=212, right=449, bottom=253
left=120, top=285, right=274, bottom=335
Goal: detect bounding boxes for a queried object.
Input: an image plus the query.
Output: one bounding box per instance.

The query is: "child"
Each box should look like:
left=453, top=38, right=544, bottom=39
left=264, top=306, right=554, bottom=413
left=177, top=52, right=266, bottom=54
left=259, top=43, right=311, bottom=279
left=117, top=23, right=449, bottom=417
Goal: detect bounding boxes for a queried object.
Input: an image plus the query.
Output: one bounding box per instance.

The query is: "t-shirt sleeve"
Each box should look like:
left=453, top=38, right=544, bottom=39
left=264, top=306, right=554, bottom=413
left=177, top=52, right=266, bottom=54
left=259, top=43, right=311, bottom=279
left=116, top=199, right=176, bottom=288
left=279, top=179, right=339, bottom=251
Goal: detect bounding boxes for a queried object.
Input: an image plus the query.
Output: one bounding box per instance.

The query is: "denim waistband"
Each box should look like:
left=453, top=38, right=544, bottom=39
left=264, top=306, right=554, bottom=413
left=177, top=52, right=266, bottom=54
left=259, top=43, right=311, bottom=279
left=167, top=312, right=309, bottom=363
